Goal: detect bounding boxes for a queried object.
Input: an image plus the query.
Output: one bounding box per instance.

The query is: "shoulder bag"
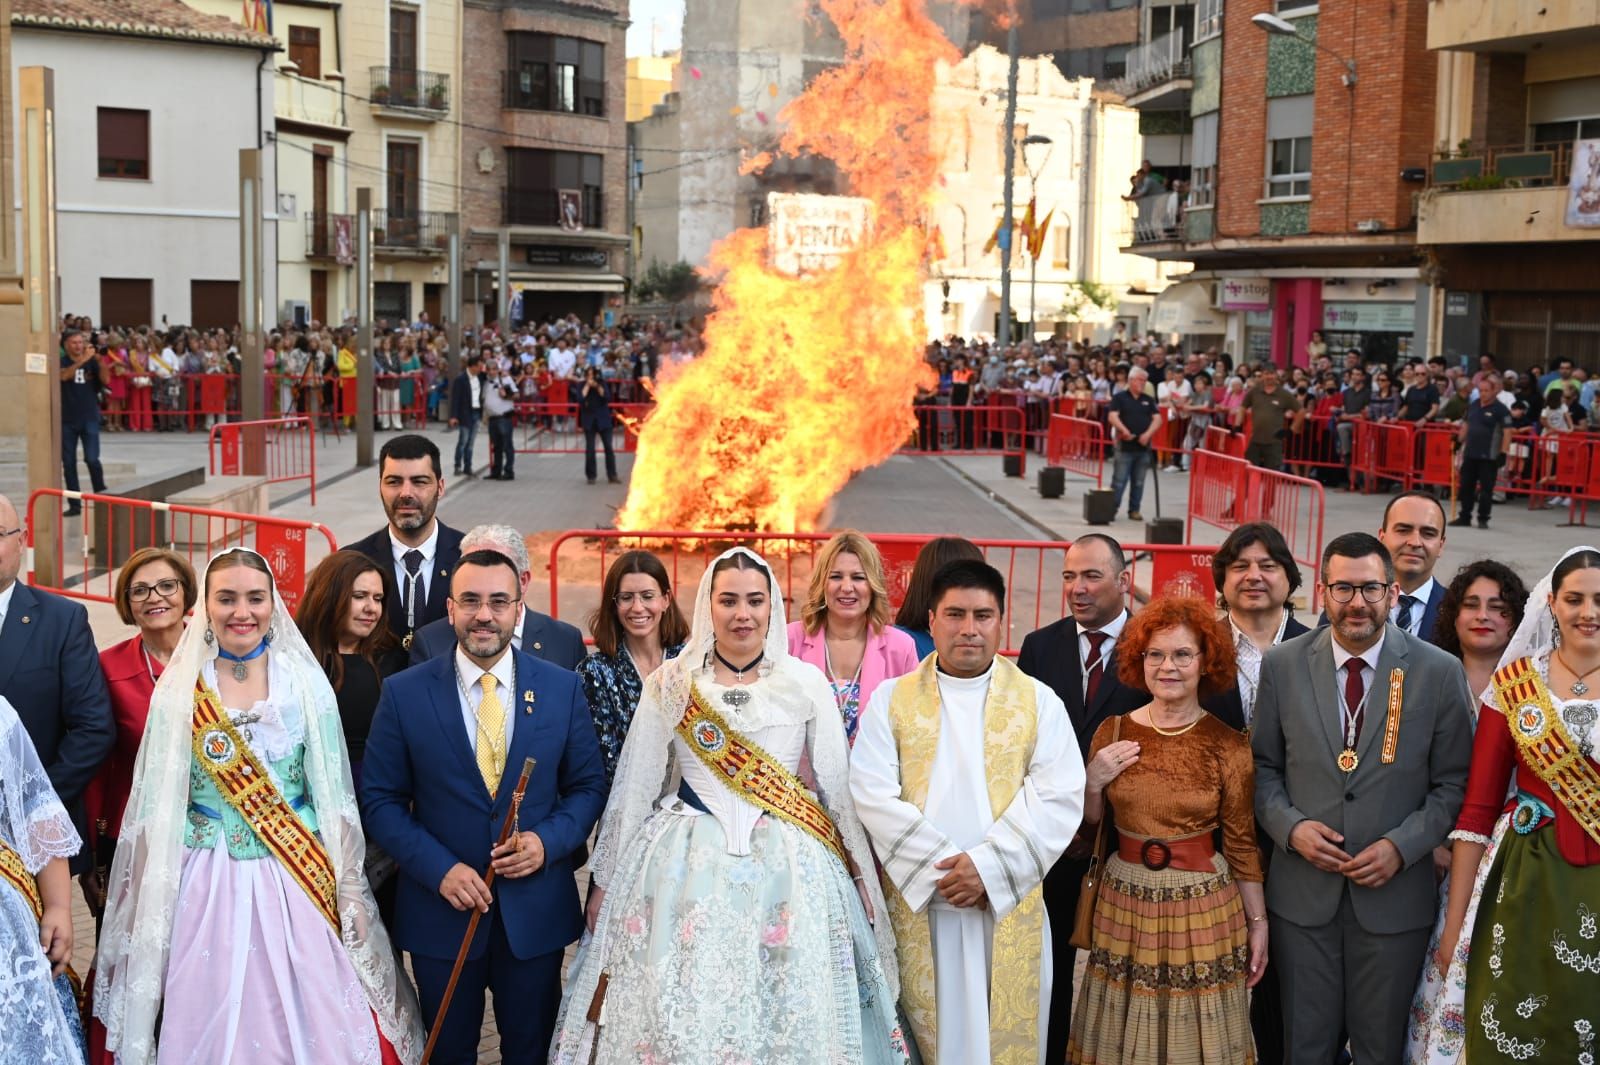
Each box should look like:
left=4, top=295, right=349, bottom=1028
left=1069, top=714, right=1119, bottom=951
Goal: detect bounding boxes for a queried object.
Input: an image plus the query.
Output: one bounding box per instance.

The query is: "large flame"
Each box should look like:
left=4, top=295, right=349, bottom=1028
left=617, top=0, right=972, bottom=533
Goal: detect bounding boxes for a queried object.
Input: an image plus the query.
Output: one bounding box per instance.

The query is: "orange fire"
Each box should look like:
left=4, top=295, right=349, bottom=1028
left=617, top=0, right=978, bottom=533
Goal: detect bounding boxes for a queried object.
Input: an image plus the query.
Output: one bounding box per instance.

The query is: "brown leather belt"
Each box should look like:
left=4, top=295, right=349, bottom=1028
left=1118, top=832, right=1217, bottom=872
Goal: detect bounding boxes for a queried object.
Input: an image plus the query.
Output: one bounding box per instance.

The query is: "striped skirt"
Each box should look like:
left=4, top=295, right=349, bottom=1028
left=1068, top=853, right=1254, bottom=1065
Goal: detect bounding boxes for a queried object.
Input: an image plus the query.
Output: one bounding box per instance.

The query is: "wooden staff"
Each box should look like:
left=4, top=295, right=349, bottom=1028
left=421, top=756, right=537, bottom=1065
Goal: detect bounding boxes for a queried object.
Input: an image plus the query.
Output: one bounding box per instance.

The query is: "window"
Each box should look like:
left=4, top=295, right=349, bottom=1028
left=1533, top=119, right=1600, bottom=144
left=505, top=149, right=603, bottom=227
left=190, top=281, right=240, bottom=330
left=1195, top=0, right=1224, bottom=42
left=1052, top=223, right=1071, bottom=269
left=1265, top=94, right=1313, bottom=198
left=374, top=281, right=410, bottom=323
left=387, top=141, right=421, bottom=218
left=288, top=26, right=321, bottom=79
left=507, top=33, right=605, bottom=116
left=1191, top=112, right=1218, bottom=207
left=1104, top=45, right=1130, bottom=80
left=97, top=108, right=149, bottom=179
left=1275, top=0, right=1317, bottom=11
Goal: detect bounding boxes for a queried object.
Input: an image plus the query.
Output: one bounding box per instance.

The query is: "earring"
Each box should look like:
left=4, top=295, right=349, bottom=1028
left=265, top=625, right=276, bottom=645
left=1554, top=623, right=1563, bottom=648
left=203, top=626, right=215, bottom=645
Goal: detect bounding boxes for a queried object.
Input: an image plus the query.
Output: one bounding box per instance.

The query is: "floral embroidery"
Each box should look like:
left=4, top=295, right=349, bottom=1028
left=1581, top=904, right=1597, bottom=941
left=577, top=645, right=685, bottom=785
left=1479, top=995, right=1546, bottom=1060
left=1516, top=994, right=1547, bottom=1020
left=1577, top=1018, right=1594, bottom=1065
left=1490, top=923, right=1506, bottom=979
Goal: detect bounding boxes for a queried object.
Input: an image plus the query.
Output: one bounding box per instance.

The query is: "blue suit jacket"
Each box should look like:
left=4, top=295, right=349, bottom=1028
left=408, top=606, right=587, bottom=672
left=359, top=648, right=607, bottom=961
left=449, top=372, right=481, bottom=425
left=0, top=583, right=114, bottom=870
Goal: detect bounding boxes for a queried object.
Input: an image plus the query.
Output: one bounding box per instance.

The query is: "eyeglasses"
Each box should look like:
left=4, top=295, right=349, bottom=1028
left=0, top=527, right=22, bottom=541
left=452, top=594, right=518, bottom=615
left=1325, top=581, right=1390, bottom=604
left=129, top=578, right=182, bottom=602
left=1142, top=648, right=1198, bottom=667
left=614, top=590, right=661, bottom=607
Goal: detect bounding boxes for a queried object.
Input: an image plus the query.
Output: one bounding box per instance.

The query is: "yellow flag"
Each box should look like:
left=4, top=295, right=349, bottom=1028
left=1019, top=197, right=1036, bottom=244
left=1030, top=206, right=1054, bottom=259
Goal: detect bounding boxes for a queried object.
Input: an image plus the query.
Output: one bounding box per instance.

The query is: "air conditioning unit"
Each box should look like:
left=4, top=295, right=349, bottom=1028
left=281, top=299, right=310, bottom=329
left=1355, top=219, right=1385, bottom=234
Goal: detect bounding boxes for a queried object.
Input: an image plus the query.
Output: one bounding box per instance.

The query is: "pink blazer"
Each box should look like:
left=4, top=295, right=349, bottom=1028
left=786, top=619, right=921, bottom=712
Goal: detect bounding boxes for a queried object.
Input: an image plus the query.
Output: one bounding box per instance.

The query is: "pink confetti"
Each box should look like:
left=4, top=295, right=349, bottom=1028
left=689, top=67, right=702, bottom=79
left=756, top=111, right=768, bottom=124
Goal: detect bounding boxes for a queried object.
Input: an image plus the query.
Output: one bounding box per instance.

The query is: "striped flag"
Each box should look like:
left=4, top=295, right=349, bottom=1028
left=1029, top=206, right=1054, bottom=260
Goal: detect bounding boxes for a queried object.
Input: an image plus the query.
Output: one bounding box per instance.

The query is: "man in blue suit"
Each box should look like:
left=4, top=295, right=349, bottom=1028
left=0, top=493, right=114, bottom=876
left=1317, top=492, right=1450, bottom=646
left=447, top=356, right=484, bottom=478
left=361, top=548, right=606, bottom=1064
left=407, top=523, right=586, bottom=671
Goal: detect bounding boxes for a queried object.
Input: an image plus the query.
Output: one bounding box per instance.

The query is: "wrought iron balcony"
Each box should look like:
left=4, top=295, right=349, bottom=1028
left=304, top=212, right=352, bottom=260
left=371, top=210, right=457, bottom=255
left=369, top=66, right=450, bottom=116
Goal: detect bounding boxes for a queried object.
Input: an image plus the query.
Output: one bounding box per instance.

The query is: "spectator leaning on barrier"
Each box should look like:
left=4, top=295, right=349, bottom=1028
left=1237, top=365, right=1302, bottom=473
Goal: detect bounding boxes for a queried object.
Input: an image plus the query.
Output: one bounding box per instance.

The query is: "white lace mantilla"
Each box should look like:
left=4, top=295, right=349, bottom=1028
left=0, top=697, right=82, bottom=874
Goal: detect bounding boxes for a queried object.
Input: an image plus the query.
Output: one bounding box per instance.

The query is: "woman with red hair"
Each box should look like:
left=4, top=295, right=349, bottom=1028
left=1069, top=595, right=1266, bottom=1065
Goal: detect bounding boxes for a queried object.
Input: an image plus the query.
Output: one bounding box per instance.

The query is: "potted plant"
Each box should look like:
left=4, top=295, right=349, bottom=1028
left=427, top=83, right=447, bottom=111
left=371, top=82, right=389, bottom=105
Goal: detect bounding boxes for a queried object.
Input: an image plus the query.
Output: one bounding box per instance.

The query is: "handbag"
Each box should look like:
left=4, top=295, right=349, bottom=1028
left=1069, top=714, right=1120, bottom=951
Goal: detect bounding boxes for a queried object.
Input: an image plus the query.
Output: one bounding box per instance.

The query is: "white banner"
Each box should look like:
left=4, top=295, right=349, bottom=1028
left=1566, top=138, right=1600, bottom=228
left=767, top=193, right=873, bottom=277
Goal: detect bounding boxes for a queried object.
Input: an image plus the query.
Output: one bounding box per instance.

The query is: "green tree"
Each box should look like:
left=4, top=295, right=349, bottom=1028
left=635, top=260, right=701, bottom=303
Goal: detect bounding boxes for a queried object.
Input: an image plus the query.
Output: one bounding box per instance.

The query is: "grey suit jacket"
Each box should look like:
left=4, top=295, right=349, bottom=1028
left=1251, top=623, right=1473, bottom=934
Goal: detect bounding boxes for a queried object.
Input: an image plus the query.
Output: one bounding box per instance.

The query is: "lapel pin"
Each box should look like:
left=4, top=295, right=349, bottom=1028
left=524, top=690, right=535, bottom=703
left=20, top=616, right=30, bottom=624
left=533, top=641, right=543, bottom=651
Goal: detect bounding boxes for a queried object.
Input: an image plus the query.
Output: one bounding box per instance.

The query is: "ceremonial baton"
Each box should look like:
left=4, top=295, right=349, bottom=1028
left=420, top=756, right=537, bottom=1065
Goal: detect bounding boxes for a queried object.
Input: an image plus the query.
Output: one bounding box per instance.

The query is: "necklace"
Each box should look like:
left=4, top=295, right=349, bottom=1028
left=712, top=646, right=763, bottom=707
left=216, top=640, right=269, bottom=682
left=1146, top=710, right=1203, bottom=736
left=1555, top=647, right=1600, bottom=697
left=140, top=640, right=166, bottom=686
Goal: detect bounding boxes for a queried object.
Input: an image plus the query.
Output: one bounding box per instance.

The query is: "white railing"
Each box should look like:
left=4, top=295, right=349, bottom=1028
left=1114, top=28, right=1190, bottom=96
left=275, top=76, right=346, bottom=129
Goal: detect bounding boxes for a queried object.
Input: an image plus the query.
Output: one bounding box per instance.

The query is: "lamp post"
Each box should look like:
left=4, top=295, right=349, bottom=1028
left=1250, top=13, right=1357, bottom=87
left=1021, top=134, right=1053, bottom=341
left=996, top=21, right=1020, bottom=350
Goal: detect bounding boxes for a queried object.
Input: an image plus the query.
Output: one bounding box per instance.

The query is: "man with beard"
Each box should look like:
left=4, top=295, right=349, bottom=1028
left=349, top=434, right=465, bottom=648
left=1252, top=532, right=1472, bottom=1065
left=361, top=549, right=606, bottom=1064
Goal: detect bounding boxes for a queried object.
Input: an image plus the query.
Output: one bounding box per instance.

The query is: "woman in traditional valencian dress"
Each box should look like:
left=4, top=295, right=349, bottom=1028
left=551, top=547, right=908, bottom=1065
left=93, top=549, right=422, bottom=1064
left=0, top=694, right=87, bottom=1065
left=1419, top=547, right=1600, bottom=1063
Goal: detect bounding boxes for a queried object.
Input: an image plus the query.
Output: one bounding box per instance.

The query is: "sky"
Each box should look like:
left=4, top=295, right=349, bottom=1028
left=627, top=0, right=685, bottom=57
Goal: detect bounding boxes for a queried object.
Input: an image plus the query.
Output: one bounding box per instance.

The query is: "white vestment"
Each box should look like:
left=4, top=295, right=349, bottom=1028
left=851, top=665, right=1085, bottom=1065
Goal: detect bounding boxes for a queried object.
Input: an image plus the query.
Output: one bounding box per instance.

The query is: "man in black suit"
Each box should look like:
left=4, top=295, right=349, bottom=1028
left=0, top=493, right=114, bottom=876
left=1200, top=522, right=1309, bottom=1065
left=1378, top=491, right=1449, bottom=644
left=347, top=434, right=466, bottom=649
left=1017, top=532, right=1145, bottom=1062
left=407, top=523, right=586, bottom=671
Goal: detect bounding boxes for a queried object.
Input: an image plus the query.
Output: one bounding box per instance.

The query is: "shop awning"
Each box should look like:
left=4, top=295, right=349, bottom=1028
left=1149, top=281, right=1225, bottom=335
left=512, top=272, right=628, bottom=293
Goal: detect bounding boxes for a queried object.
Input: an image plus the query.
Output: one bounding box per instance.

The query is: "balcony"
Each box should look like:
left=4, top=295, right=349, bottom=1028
left=304, top=213, right=351, bottom=261
left=276, top=76, right=346, bottom=130
left=371, top=210, right=456, bottom=256
left=1122, top=190, right=1187, bottom=248
left=503, top=188, right=604, bottom=230
left=1428, top=0, right=1600, bottom=52
left=1421, top=140, right=1595, bottom=245
left=1112, top=28, right=1191, bottom=104
left=369, top=66, right=450, bottom=118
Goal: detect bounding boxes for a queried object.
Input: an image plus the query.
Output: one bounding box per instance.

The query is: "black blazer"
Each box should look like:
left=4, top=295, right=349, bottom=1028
left=1203, top=614, right=1312, bottom=732
left=407, top=606, right=587, bottom=672
left=1316, top=579, right=1448, bottom=647
left=347, top=521, right=466, bottom=643
left=0, top=583, right=114, bottom=870
left=1017, top=613, right=1147, bottom=756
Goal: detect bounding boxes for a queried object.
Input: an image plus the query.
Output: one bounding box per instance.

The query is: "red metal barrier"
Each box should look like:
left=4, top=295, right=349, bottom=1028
left=1045, top=415, right=1106, bottom=489
left=1204, top=425, right=1246, bottom=459
left=120, top=372, right=430, bottom=432
left=1283, top=420, right=1346, bottom=475
left=1413, top=424, right=1459, bottom=499
left=545, top=530, right=1220, bottom=656
left=903, top=404, right=1028, bottom=476
left=1547, top=435, right=1600, bottom=525
left=25, top=489, right=338, bottom=615
left=208, top=417, right=317, bottom=505
left=1186, top=449, right=1326, bottom=608
left=1350, top=421, right=1416, bottom=493
left=513, top=402, right=655, bottom=453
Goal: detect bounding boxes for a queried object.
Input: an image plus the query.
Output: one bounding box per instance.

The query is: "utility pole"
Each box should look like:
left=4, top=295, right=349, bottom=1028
left=237, top=149, right=266, bottom=474
left=496, top=228, right=511, bottom=334
left=997, top=21, right=1020, bottom=350
left=446, top=229, right=463, bottom=376
left=355, top=187, right=374, bottom=467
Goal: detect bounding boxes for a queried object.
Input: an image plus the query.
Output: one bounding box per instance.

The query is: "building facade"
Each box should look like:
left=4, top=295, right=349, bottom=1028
left=1419, top=1, right=1600, bottom=371
left=1122, top=0, right=1437, bottom=366
left=460, top=0, right=628, bottom=327
left=10, top=0, right=276, bottom=328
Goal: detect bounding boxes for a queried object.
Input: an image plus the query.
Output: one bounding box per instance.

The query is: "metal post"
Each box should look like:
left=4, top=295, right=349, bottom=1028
left=496, top=228, right=511, bottom=333
left=1029, top=254, right=1038, bottom=342
left=237, top=149, right=266, bottom=475
left=997, top=22, right=1020, bottom=349
left=18, top=66, right=61, bottom=585
left=446, top=229, right=463, bottom=376
left=355, top=187, right=374, bottom=467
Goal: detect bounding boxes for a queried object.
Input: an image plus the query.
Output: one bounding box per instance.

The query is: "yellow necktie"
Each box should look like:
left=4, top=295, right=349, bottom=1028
left=475, top=671, right=506, bottom=797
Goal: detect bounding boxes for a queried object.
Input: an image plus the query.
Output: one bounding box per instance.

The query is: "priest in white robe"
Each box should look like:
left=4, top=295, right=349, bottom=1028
left=851, top=558, right=1085, bottom=1065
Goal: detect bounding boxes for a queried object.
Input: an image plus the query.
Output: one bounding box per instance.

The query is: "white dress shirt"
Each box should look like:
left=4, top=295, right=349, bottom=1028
left=389, top=521, right=440, bottom=623
left=453, top=646, right=517, bottom=751
left=0, top=582, right=15, bottom=632
left=1330, top=630, right=1386, bottom=727
left=1391, top=578, right=1435, bottom=638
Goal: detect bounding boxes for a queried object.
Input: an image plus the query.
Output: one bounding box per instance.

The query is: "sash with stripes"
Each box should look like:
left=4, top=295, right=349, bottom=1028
left=676, top=682, right=848, bottom=864
left=0, top=836, right=42, bottom=920
left=190, top=680, right=341, bottom=930
left=1493, top=657, right=1600, bottom=848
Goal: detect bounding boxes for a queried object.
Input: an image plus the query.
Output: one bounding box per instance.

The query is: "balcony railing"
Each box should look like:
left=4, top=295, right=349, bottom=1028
left=305, top=212, right=351, bottom=260
left=369, top=66, right=450, bottom=115
left=503, top=187, right=604, bottom=229
left=1112, top=28, right=1190, bottom=97
left=371, top=210, right=456, bottom=254
left=1123, top=190, right=1186, bottom=245
left=1428, top=141, right=1573, bottom=190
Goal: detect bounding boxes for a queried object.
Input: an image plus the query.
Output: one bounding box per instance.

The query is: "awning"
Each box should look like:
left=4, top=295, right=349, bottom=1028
left=511, top=272, right=628, bottom=293
left=1149, top=281, right=1225, bottom=335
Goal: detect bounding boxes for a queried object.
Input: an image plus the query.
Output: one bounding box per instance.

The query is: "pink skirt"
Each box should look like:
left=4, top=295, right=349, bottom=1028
left=155, top=846, right=384, bottom=1065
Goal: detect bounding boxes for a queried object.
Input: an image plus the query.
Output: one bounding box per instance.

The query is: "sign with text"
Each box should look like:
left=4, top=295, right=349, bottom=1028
left=255, top=522, right=308, bottom=616
left=1218, top=277, right=1270, bottom=311
left=767, top=193, right=873, bottom=277
left=1148, top=548, right=1217, bottom=603
left=1323, top=301, right=1415, bottom=334
left=525, top=246, right=610, bottom=269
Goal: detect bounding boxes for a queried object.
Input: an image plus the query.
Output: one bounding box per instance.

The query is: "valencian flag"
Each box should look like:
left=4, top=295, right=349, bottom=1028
left=241, top=0, right=271, bottom=33
left=983, top=198, right=1038, bottom=256
left=1029, top=206, right=1055, bottom=260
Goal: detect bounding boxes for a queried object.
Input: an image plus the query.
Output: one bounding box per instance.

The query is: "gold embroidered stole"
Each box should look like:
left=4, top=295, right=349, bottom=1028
left=190, top=680, right=341, bottom=929
left=676, top=682, right=848, bottom=864
left=0, top=836, right=42, bottom=920
left=884, top=655, right=1046, bottom=1065
left=1493, top=657, right=1600, bottom=847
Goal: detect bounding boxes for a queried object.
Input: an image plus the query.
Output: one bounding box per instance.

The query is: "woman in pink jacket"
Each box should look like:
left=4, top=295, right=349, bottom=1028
left=788, top=530, right=919, bottom=744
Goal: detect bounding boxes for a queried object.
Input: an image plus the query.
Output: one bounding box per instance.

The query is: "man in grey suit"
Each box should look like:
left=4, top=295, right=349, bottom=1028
left=1252, top=532, right=1473, bottom=1065
left=407, top=523, right=586, bottom=671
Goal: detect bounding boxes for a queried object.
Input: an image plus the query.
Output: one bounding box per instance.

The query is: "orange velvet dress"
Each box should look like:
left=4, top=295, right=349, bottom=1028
left=1069, top=712, right=1261, bottom=1065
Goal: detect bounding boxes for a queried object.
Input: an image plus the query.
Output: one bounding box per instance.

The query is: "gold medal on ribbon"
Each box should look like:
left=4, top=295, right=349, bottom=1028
left=1337, top=748, right=1360, bottom=773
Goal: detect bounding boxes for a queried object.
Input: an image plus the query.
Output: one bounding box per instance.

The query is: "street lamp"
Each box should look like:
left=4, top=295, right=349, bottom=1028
left=1250, top=12, right=1357, bottom=87
left=1021, top=134, right=1053, bottom=339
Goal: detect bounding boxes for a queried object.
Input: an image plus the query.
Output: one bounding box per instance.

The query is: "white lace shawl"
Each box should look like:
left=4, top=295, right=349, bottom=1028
left=92, top=549, right=424, bottom=1065
left=1481, top=544, right=1599, bottom=707
left=588, top=546, right=899, bottom=996
left=0, top=696, right=82, bottom=874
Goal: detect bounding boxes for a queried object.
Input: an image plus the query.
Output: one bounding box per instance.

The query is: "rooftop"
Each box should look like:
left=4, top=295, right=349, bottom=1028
left=12, top=0, right=276, bottom=49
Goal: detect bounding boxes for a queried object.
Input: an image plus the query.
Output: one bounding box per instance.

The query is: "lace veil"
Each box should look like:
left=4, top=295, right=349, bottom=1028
left=0, top=696, right=81, bottom=874
left=1483, top=544, right=1599, bottom=707
left=92, top=548, right=423, bottom=1065
left=588, top=545, right=898, bottom=994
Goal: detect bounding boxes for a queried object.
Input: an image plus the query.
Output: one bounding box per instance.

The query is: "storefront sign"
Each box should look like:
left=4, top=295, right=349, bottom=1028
left=1323, top=301, right=1414, bottom=334
left=1445, top=292, right=1471, bottom=317
left=767, top=193, right=873, bottom=276
left=1566, top=139, right=1600, bottom=228
left=1218, top=277, right=1271, bottom=311
left=525, top=246, right=610, bottom=269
